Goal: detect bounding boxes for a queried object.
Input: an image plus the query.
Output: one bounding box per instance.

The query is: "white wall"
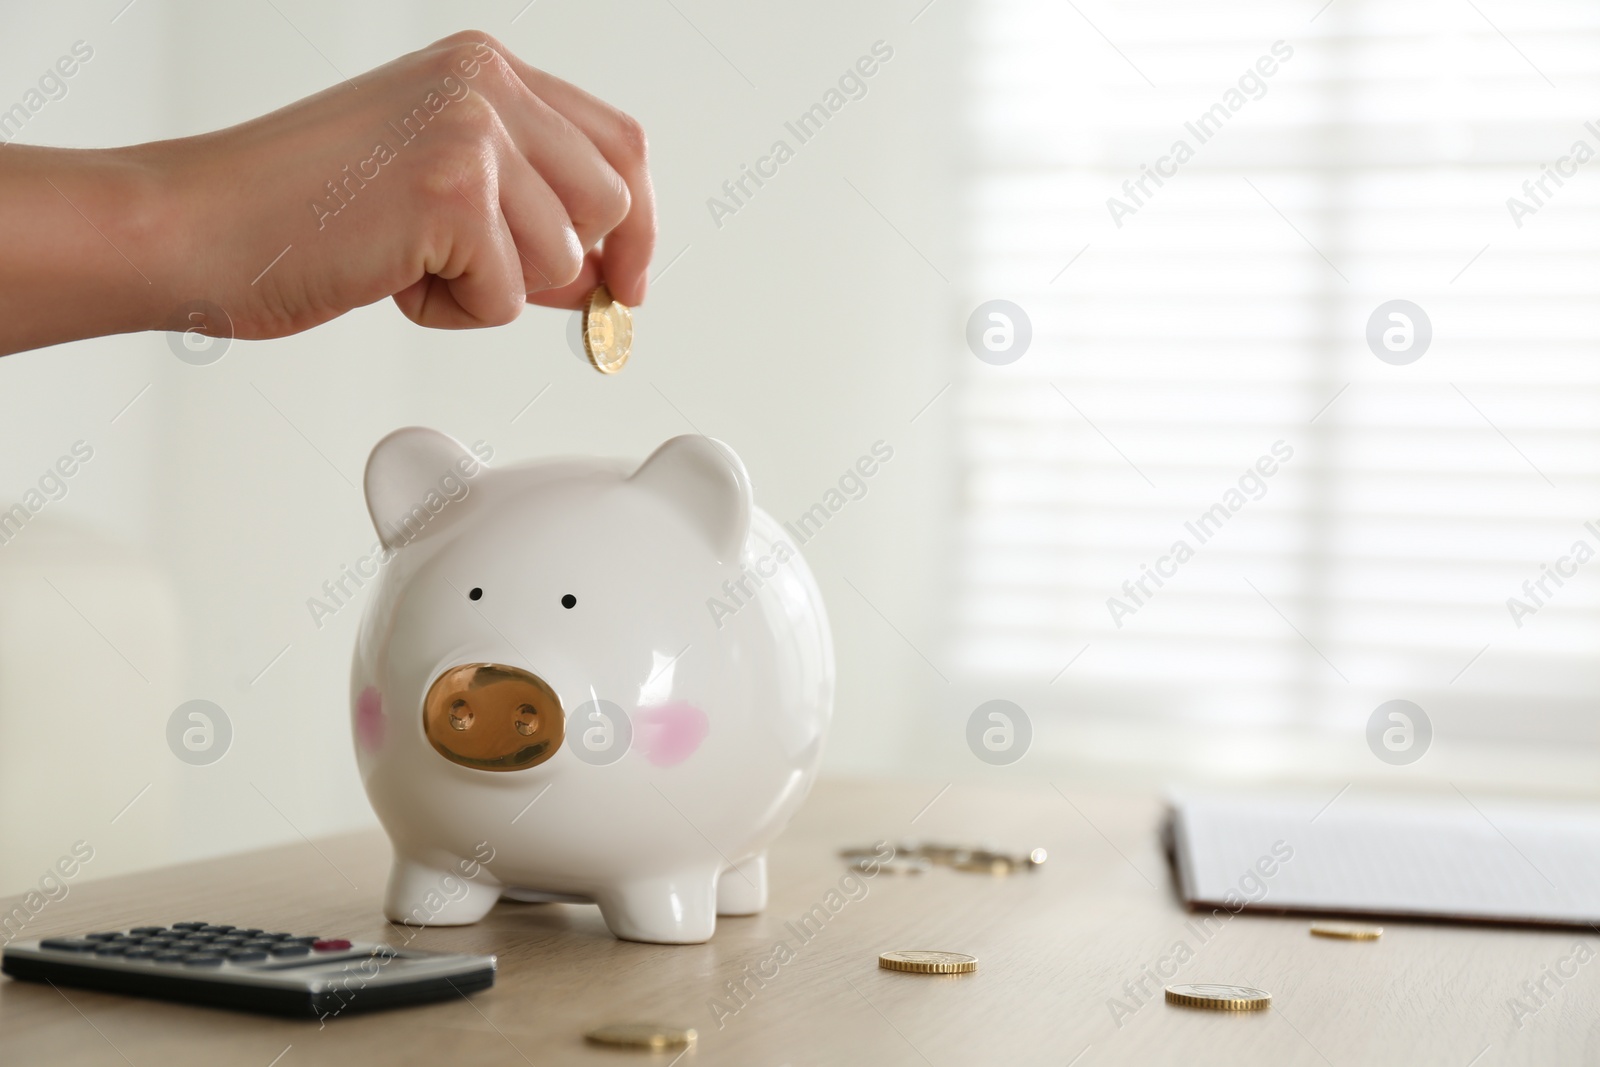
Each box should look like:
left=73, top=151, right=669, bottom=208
left=0, top=0, right=963, bottom=893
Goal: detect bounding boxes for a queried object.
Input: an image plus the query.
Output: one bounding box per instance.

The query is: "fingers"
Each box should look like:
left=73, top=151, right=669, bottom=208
left=525, top=249, right=604, bottom=309
left=472, top=60, right=631, bottom=256
left=393, top=169, right=527, bottom=329
left=469, top=41, right=657, bottom=305
left=389, top=32, right=655, bottom=331
left=489, top=125, right=586, bottom=294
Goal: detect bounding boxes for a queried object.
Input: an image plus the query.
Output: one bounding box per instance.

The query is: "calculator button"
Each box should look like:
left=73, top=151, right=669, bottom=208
left=258, top=932, right=293, bottom=941
left=84, top=932, right=123, bottom=941
left=268, top=944, right=310, bottom=957
left=198, top=925, right=235, bottom=934
left=283, top=937, right=318, bottom=946
left=92, top=943, right=130, bottom=955
left=129, top=926, right=166, bottom=936
left=40, top=938, right=97, bottom=952
left=182, top=954, right=225, bottom=967
left=224, top=949, right=268, bottom=962
left=170, top=922, right=206, bottom=931
left=312, top=939, right=353, bottom=952
left=235, top=928, right=264, bottom=937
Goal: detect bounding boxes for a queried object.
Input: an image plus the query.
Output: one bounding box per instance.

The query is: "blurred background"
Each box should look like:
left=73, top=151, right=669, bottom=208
left=2, top=0, right=1597, bottom=895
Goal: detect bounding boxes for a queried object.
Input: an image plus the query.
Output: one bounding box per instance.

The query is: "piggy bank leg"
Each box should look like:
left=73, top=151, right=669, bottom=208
left=716, top=853, right=768, bottom=916
left=595, top=869, right=719, bottom=944
left=383, top=855, right=500, bottom=926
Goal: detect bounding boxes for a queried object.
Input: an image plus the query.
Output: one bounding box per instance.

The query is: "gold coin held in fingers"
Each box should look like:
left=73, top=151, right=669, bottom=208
left=582, top=283, right=633, bottom=374
left=583, top=1023, right=696, bottom=1050
left=1164, top=983, right=1271, bottom=1011
left=879, top=950, right=978, bottom=974
left=1310, top=920, right=1383, bottom=941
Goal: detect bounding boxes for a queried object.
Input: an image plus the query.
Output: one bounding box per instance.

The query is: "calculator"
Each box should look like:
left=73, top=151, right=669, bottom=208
left=2, top=921, right=496, bottom=1018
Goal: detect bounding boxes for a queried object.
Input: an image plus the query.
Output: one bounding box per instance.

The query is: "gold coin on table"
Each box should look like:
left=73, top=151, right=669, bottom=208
left=1164, top=983, right=1271, bottom=1011
left=582, top=284, right=633, bottom=374
left=879, top=950, right=978, bottom=974
left=1310, top=920, right=1383, bottom=941
left=583, top=1023, right=696, bottom=1050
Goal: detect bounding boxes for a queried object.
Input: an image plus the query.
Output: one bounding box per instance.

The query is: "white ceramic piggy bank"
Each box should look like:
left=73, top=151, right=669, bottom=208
left=350, top=428, right=833, bottom=944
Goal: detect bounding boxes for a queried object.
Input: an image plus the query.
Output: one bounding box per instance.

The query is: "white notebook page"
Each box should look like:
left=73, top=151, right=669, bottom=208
left=1166, top=789, right=1600, bottom=928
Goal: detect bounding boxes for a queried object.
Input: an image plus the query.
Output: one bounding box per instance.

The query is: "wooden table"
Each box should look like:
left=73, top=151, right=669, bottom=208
left=1, top=779, right=1592, bottom=1065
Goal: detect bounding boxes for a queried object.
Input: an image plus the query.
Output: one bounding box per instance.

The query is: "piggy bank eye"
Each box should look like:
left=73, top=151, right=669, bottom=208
left=469, top=588, right=483, bottom=601
left=561, top=594, right=576, bottom=609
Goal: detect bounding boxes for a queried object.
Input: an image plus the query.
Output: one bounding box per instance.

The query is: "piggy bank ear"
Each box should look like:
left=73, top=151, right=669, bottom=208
left=364, top=427, right=484, bottom=550
left=629, top=436, right=752, bottom=562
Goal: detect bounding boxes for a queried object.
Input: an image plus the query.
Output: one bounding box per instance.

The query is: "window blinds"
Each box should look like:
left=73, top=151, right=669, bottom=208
left=951, top=0, right=1600, bottom=773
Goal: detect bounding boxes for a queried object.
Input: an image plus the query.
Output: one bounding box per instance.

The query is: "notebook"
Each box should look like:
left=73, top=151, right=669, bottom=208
left=1164, top=788, right=1600, bottom=929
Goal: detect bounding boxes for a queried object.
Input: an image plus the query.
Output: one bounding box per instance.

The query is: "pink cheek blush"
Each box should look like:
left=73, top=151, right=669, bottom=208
left=356, top=686, right=386, bottom=753
left=634, top=702, right=709, bottom=767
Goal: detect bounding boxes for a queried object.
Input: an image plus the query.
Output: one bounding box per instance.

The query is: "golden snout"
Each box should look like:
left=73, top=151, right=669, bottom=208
left=422, top=663, right=565, bottom=772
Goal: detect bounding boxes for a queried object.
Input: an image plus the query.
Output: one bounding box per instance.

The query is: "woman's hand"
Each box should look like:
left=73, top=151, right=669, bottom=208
left=0, top=30, right=655, bottom=355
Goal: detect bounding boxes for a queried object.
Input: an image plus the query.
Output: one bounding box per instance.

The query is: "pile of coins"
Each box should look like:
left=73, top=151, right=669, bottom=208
left=839, top=841, right=1047, bottom=876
